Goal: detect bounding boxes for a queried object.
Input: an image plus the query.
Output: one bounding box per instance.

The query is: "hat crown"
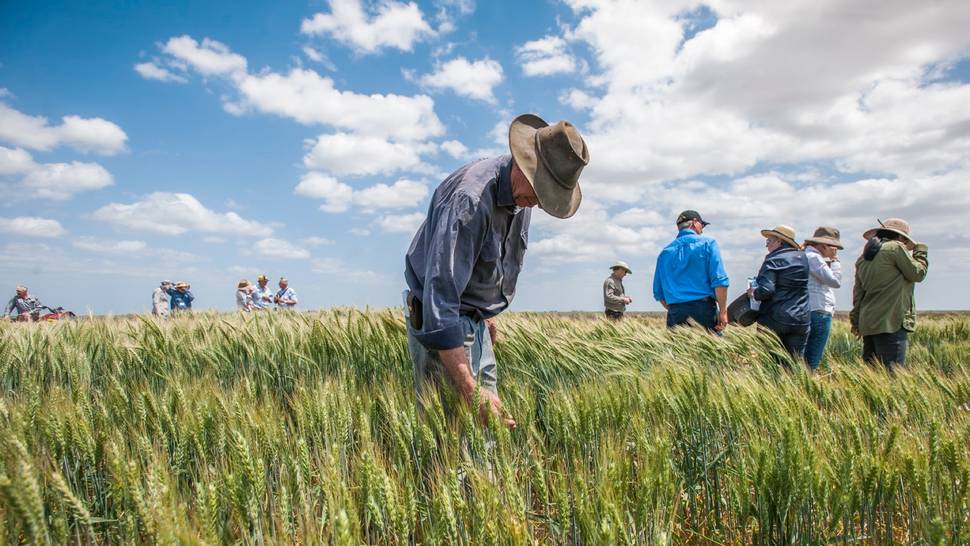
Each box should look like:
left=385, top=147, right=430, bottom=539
left=881, top=218, right=910, bottom=235
left=813, top=226, right=840, bottom=240
left=773, top=225, right=796, bottom=240
left=535, top=121, right=588, bottom=191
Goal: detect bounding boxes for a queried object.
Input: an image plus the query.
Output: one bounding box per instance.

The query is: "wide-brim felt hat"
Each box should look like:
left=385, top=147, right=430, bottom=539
left=610, top=260, right=632, bottom=274
left=509, top=113, right=588, bottom=219
left=862, top=218, right=915, bottom=245
left=760, top=225, right=799, bottom=249
left=804, top=226, right=843, bottom=249
left=238, top=280, right=251, bottom=289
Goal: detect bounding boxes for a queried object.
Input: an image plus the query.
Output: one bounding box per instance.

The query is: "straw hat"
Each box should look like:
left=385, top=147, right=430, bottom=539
left=509, top=114, right=588, bottom=219
left=237, top=279, right=251, bottom=289
left=804, top=226, right=844, bottom=249
left=760, top=225, right=799, bottom=249
left=610, top=260, right=632, bottom=274
left=862, top=218, right=915, bottom=245
left=175, top=281, right=189, bottom=289
left=257, top=274, right=268, bottom=282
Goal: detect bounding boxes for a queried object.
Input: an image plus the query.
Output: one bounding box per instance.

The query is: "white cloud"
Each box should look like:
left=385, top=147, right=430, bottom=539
left=311, top=256, right=381, bottom=281
left=375, top=211, right=426, bottom=233
left=0, top=146, right=35, bottom=175
left=350, top=228, right=371, bottom=236
left=73, top=237, right=147, bottom=254
left=417, top=57, right=504, bottom=103
left=133, top=62, right=187, bottom=83
left=440, top=139, right=469, bottom=159
left=302, top=236, right=335, bottom=247
left=0, top=216, right=66, bottom=238
left=303, top=132, right=431, bottom=175
left=516, top=36, right=577, bottom=76
left=253, top=238, right=311, bottom=260
left=19, top=161, right=113, bottom=200
left=161, top=35, right=247, bottom=78
left=301, top=0, right=434, bottom=54
left=92, top=192, right=273, bottom=236
left=295, top=173, right=428, bottom=213
left=0, top=102, right=127, bottom=155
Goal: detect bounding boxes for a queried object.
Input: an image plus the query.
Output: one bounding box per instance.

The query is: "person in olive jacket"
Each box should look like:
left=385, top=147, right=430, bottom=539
left=748, top=225, right=810, bottom=361
left=850, top=218, right=928, bottom=371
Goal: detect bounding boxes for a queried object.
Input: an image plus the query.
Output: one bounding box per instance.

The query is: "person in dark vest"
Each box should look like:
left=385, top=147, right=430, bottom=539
left=748, top=225, right=810, bottom=361
left=603, top=261, right=632, bottom=320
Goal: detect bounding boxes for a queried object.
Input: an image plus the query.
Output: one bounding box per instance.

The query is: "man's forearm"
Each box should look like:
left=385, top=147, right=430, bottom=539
left=714, top=287, right=728, bottom=312
left=438, top=346, right=476, bottom=400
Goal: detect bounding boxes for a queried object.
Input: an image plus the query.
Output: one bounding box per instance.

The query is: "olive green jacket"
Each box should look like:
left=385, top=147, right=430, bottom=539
left=850, top=241, right=928, bottom=336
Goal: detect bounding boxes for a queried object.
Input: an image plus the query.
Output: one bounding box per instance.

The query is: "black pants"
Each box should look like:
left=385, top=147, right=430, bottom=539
left=605, top=309, right=624, bottom=321
left=758, top=316, right=809, bottom=361
left=863, top=329, right=909, bottom=371
left=666, top=298, right=717, bottom=330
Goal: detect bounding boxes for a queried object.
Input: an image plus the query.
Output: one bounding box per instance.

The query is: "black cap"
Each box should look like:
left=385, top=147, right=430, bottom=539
left=676, top=210, right=709, bottom=226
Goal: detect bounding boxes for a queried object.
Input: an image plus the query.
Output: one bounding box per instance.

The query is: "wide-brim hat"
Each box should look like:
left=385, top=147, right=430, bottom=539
left=760, top=225, right=799, bottom=249
left=238, top=280, right=251, bottom=289
left=257, top=274, right=268, bottom=282
left=804, top=226, right=843, bottom=249
left=610, top=260, right=632, bottom=274
left=509, top=114, right=588, bottom=219
left=862, top=218, right=915, bottom=245
left=175, top=282, right=189, bottom=289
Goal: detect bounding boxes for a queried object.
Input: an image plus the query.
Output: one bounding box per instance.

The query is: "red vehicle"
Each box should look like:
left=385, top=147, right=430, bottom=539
left=11, top=305, right=76, bottom=322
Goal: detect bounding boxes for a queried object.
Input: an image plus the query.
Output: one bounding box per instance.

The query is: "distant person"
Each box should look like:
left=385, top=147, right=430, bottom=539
left=405, top=113, right=588, bottom=430
left=803, top=228, right=843, bottom=370
left=167, top=281, right=194, bottom=314
left=152, top=280, right=172, bottom=317
left=236, top=279, right=254, bottom=312
left=251, top=274, right=274, bottom=310
left=274, top=277, right=298, bottom=308
left=4, top=285, right=42, bottom=321
left=653, top=210, right=729, bottom=331
left=850, top=219, right=929, bottom=372
left=603, top=261, right=632, bottom=320
left=748, top=225, right=810, bottom=361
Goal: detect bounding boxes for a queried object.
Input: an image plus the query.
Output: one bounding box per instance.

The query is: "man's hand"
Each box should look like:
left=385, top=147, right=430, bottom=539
left=746, top=287, right=755, bottom=297
left=660, top=299, right=668, bottom=310
left=486, top=318, right=498, bottom=345
left=851, top=326, right=861, bottom=338
left=479, top=390, right=516, bottom=429
left=715, top=309, right=729, bottom=331
left=623, top=296, right=633, bottom=304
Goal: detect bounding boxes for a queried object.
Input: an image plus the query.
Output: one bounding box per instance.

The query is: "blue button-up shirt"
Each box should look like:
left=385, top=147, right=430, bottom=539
left=167, top=288, right=194, bottom=311
left=275, top=287, right=297, bottom=308
left=405, top=155, right=531, bottom=350
left=653, top=229, right=729, bottom=304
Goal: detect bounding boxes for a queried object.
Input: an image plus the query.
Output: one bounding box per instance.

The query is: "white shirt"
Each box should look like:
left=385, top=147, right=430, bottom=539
left=236, top=289, right=252, bottom=311
left=805, top=246, right=842, bottom=314
left=251, top=285, right=274, bottom=309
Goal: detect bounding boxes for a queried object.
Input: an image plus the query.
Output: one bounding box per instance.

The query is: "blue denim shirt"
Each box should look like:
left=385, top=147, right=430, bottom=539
left=405, top=155, right=531, bottom=350
left=753, top=245, right=810, bottom=327
left=653, top=230, right=729, bottom=304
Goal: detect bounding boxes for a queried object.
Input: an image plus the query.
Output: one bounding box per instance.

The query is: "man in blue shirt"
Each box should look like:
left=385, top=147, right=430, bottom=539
left=274, top=277, right=298, bottom=308
left=653, top=210, right=730, bottom=331
left=405, top=114, right=589, bottom=429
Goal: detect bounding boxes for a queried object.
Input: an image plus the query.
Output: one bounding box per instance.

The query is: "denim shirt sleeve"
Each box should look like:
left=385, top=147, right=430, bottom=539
left=707, top=240, right=730, bottom=288
left=413, top=193, right=487, bottom=350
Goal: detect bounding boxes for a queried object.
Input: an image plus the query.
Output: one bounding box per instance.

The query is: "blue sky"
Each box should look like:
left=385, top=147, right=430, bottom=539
left=2, top=0, right=969, bottom=314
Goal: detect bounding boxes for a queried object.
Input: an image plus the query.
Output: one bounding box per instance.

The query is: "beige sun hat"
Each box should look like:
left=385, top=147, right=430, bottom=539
left=509, top=114, right=588, bottom=219
left=862, top=218, right=915, bottom=245
left=237, top=279, right=251, bottom=289
left=175, top=281, right=189, bottom=289
left=610, top=260, right=632, bottom=274
left=804, top=226, right=844, bottom=249
left=760, top=225, right=799, bottom=249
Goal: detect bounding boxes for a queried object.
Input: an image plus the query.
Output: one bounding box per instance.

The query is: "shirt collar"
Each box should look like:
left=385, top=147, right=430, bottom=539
left=677, top=229, right=696, bottom=238
left=495, top=156, right=515, bottom=209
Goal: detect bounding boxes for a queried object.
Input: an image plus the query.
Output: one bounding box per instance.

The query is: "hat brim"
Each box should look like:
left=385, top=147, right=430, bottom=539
left=862, top=226, right=914, bottom=245
left=804, top=237, right=844, bottom=249
left=610, top=265, right=632, bottom=274
left=509, top=114, right=582, bottom=219
left=761, top=229, right=800, bottom=249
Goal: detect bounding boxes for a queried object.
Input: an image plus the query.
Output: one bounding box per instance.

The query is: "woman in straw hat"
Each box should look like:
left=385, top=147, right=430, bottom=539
left=236, top=279, right=254, bottom=312
left=747, top=225, right=810, bottom=362
left=803, top=227, right=844, bottom=371
left=850, top=218, right=928, bottom=372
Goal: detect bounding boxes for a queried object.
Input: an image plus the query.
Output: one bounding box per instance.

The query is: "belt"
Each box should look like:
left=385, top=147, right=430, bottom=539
left=669, top=297, right=715, bottom=305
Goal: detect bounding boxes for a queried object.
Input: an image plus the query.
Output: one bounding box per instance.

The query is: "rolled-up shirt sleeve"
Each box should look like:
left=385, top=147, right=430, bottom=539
left=707, top=240, right=730, bottom=288
left=414, top=194, right=485, bottom=350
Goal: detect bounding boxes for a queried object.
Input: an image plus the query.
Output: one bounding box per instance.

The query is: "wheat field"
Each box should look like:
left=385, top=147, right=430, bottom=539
left=0, top=310, right=967, bottom=544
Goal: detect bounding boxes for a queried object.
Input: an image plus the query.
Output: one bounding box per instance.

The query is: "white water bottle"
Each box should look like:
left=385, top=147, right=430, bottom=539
left=747, top=277, right=761, bottom=311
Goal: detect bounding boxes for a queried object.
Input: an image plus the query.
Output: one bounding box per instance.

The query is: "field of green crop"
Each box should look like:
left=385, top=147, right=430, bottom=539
left=0, top=311, right=967, bottom=545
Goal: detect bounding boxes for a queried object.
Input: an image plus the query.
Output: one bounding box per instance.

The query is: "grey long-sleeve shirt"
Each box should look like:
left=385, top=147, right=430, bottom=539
left=603, top=276, right=627, bottom=312
left=405, top=155, right=531, bottom=350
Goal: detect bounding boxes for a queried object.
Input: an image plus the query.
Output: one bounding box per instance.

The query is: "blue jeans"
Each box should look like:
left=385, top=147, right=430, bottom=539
left=804, top=311, right=832, bottom=370
left=758, top=315, right=809, bottom=363
left=666, top=298, right=717, bottom=330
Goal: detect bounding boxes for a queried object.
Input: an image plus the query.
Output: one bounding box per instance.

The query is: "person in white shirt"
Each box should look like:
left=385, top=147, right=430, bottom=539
left=274, top=277, right=298, bottom=309
left=251, top=274, right=274, bottom=310
left=236, top=279, right=254, bottom=312
left=152, top=280, right=172, bottom=317
left=802, top=227, right=843, bottom=370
